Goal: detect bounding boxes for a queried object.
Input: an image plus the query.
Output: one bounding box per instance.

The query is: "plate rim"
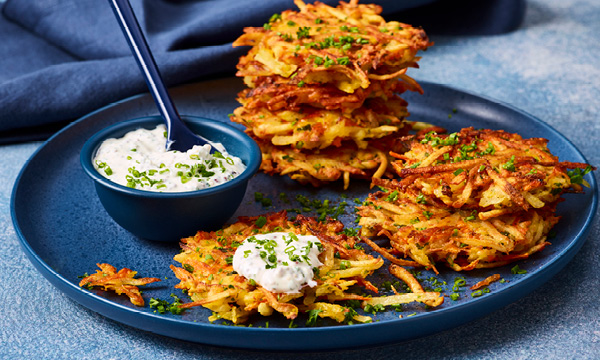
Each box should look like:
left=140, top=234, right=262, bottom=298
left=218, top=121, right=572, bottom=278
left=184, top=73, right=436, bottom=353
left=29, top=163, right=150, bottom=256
left=10, top=80, right=598, bottom=351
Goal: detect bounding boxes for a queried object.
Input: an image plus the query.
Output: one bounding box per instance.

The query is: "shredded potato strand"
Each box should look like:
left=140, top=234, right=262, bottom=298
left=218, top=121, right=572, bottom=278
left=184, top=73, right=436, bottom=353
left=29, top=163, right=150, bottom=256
left=79, top=263, right=161, bottom=306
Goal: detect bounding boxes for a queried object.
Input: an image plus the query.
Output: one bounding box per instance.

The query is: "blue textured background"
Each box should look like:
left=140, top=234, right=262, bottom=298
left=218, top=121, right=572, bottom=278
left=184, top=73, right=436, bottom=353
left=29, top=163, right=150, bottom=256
left=2, top=0, right=600, bottom=359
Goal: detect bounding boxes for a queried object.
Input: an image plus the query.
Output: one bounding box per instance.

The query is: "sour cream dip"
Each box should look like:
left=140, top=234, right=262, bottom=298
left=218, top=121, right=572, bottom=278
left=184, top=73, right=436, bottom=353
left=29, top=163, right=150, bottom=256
left=93, top=124, right=246, bottom=192
left=233, top=232, right=323, bottom=294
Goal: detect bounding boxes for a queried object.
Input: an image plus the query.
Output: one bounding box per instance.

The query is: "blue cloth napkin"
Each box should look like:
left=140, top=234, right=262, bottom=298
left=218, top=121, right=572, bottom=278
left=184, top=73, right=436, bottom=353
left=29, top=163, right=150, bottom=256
left=0, top=0, right=524, bottom=143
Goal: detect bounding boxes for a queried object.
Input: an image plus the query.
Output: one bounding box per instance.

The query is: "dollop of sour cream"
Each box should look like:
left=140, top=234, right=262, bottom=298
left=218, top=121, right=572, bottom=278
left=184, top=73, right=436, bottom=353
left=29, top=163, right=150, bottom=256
left=93, top=125, right=246, bottom=192
left=233, top=232, right=323, bottom=294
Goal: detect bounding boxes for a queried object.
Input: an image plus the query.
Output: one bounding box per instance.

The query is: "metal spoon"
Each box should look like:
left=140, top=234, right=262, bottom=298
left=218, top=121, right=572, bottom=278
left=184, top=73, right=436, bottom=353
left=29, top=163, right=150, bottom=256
left=108, top=0, right=214, bottom=152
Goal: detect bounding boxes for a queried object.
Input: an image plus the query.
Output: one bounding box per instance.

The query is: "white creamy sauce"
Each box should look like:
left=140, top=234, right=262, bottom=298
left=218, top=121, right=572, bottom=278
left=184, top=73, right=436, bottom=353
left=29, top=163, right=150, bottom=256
left=233, top=232, right=323, bottom=294
left=93, top=125, right=246, bottom=192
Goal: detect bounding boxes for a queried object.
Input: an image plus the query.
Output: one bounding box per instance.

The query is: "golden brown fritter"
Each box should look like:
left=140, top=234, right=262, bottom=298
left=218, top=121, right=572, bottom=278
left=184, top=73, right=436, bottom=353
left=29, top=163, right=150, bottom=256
left=357, top=127, right=595, bottom=272
left=236, top=71, right=422, bottom=113
left=358, top=184, right=559, bottom=273
left=234, top=0, right=430, bottom=94
left=170, top=211, right=383, bottom=324
left=232, top=95, right=409, bottom=150
left=388, top=127, right=592, bottom=220
left=256, top=133, right=408, bottom=188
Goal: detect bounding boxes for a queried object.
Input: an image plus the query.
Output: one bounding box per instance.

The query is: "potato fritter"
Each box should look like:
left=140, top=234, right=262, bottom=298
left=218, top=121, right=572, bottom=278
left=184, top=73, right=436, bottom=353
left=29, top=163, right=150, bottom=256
left=233, top=95, right=409, bottom=150
left=237, top=75, right=420, bottom=113
left=233, top=0, right=429, bottom=93
left=257, top=134, right=407, bottom=188
left=389, top=127, right=592, bottom=220
left=358, top=184, right=559, bottom=272
left=170, top=211, right=382, bottom=324
left=358, top=127, right=594, bottom=272
left=170, top=211, right=443, bottom=324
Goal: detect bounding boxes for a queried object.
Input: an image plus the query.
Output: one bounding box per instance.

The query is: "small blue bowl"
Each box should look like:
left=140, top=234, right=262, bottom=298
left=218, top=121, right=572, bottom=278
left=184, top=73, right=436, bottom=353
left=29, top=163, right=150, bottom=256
left=80, top=115, right=261, bottom=242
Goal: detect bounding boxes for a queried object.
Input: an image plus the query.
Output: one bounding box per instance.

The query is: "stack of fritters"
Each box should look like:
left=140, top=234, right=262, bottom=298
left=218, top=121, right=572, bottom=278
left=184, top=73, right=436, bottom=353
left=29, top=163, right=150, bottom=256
left=358, top=127, right=594, bottom=272
left=231, top=0, right=430, bottom=188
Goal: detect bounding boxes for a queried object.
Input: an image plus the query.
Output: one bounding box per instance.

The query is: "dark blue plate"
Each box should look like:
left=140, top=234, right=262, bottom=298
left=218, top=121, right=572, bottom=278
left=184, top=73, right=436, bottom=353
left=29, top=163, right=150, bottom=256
left=11, top=78, right=597, bottom=351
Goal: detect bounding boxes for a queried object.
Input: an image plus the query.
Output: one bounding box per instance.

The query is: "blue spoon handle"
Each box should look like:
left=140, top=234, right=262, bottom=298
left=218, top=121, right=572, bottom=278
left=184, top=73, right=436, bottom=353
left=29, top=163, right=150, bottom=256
left=109, top=0, right=202, bottom=151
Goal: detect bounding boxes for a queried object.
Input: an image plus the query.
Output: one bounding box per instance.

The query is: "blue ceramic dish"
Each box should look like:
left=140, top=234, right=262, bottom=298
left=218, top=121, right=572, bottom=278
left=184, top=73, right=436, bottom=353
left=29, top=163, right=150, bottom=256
left=80, top=115, right=261, bottom=241
left=12, top=79, right=597, bottom=350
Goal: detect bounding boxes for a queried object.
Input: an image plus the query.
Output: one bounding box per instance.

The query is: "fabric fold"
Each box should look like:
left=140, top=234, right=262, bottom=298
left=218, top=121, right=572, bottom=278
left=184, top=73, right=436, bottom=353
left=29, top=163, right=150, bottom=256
left=0, top=0, right=525, bottom=143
